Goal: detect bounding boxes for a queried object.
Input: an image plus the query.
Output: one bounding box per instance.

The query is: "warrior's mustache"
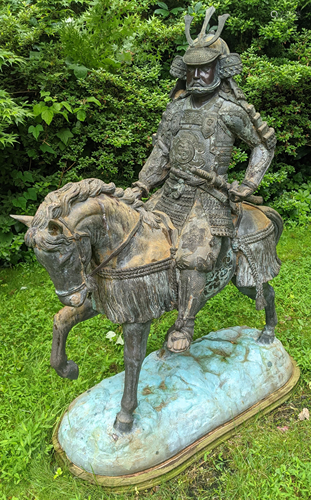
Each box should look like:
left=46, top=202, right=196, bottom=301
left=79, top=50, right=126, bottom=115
left=186, top=77, right=221, bottom=94
left=187, top=81, right=206, bottom=88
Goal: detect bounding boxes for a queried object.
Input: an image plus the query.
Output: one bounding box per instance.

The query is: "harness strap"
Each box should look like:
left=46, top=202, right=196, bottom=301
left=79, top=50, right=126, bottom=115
left=89, top=213, right=143, bottom=277
left=58, top=217, right=77, bottom=238
left=55, top=282, right=87, bottom=297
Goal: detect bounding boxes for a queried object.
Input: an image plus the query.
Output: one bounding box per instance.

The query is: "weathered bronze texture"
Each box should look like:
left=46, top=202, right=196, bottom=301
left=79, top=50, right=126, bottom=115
left=12, top=8, right=282, bottom=433
left=133, top=7, right=278, bottom=359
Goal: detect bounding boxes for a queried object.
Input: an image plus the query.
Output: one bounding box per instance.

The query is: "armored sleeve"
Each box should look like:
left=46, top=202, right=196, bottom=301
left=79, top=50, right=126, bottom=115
left=220, top=101, right=276, bottom=191
left=133, top=104, right=173, bottom=195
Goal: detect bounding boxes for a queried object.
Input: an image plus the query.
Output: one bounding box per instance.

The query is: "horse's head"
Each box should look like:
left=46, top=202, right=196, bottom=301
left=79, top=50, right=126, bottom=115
left=12, top=178, right=147, bottom=309
left=11, top=214, right=92, bottom=308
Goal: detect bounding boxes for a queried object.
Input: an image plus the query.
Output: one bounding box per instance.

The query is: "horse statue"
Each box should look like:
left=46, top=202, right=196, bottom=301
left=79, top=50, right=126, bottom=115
left=12, top=177, right=283, bottom=432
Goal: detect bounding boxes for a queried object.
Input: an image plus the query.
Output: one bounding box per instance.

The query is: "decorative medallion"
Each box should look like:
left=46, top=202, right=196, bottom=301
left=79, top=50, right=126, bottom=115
left=170, top=130, right=206, bottom=170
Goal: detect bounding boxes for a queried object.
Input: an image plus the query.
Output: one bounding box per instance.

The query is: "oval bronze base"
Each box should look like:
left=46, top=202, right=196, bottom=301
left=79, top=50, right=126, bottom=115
left=53, top=357, right=300, bottom=493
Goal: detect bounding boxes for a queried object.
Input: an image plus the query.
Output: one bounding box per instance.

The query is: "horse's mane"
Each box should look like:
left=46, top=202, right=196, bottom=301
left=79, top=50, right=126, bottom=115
left=25, top=178, right=143, bottom=249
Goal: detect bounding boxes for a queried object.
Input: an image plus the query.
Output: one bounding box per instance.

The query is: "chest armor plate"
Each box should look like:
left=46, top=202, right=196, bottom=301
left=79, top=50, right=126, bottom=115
left=170, top=99, right=235, bottom=176
left=170, top=107, right=219, bottom=173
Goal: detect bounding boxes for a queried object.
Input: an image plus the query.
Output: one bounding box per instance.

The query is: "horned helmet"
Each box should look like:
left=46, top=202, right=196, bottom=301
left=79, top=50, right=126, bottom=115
left=170, top=7, right=242, bottom=95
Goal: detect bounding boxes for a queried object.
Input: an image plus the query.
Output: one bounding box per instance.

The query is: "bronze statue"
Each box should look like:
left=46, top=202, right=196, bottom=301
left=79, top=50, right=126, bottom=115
left=133, top=6, right=278, bottom=353
left=12, top=8, right=282, bottom=433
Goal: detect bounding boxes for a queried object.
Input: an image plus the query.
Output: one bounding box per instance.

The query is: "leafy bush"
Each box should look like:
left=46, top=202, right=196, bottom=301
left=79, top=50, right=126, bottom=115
left=2, top=0, right=311, bottom=264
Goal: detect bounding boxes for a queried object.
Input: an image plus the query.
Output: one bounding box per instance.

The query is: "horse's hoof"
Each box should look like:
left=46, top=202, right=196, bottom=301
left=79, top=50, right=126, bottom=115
left=55, top=360, right=79, bottom=380
left=113, top=411, right=133, bottom=433
left=256, top=327, right=275, bottom=345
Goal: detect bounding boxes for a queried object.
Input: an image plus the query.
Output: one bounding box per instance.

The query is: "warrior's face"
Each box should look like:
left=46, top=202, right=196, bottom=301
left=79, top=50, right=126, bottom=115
left=186, top=60, right=219, bottom=95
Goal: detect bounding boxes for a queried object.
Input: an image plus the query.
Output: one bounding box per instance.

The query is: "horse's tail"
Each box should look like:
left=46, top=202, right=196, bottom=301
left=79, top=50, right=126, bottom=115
left=256, top=206, right=284, bottom=245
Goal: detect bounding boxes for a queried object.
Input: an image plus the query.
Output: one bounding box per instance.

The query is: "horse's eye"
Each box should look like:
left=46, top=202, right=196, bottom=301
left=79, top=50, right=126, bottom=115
left=48, top=220, right=63, bottom=236
left=49, top=224, right=59, bottom=235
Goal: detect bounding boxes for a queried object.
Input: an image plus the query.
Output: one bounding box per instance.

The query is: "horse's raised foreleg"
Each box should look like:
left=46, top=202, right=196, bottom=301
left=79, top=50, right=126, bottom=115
left=232, top=278, right=277, bottom=344
left=114, top=321, right=151, bottom=433
left=51, top=298, right=98, bottom=380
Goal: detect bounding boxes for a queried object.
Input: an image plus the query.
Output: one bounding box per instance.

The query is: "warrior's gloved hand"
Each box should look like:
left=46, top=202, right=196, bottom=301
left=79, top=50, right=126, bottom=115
left=229, top=181, right=254, bottom=202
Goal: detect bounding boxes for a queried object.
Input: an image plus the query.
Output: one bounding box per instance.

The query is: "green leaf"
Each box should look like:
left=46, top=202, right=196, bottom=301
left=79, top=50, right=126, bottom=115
left=26, top=188, right=37, bottom=201
left=12, top=197, right=27, bottom=210
left=40, top=144, right=55, bottom=154
left=29, top=51, right=41, bottom=60
left=60, top=110, right=69, bottom=122
left=194, top=2, right=203, bottom=13
left=23, top=171, right=34, bottom=183
left=26, top=149, right=37, bottom=158
left=41, top=108, right=54, bottom=125
left=68, top=64, right=89, bottom=79
left=0, top=215, right=15, bottom=227
left=52, top=103, right=62, bottom=113
left=171, top=7, right=184, bottom=14
left=76, top=109, right=86, bottom=121
left=56, top=128, right=73, bottom=145
left=0, top=231, right=13, bottom=245
left=157, top=1, right=168, bottom=9
left=116, top=52, right=132, bottom=65
left=61, top=102, right=72, bottom=113
left=154, top=8, right=170, bottom=16
left=28, top=124, right=43, bottom=140
left=33, top=102, right=46, bottom=116
left=101, top=58, right=121, bottom=71
left=86, top=97, right=101, bottom=106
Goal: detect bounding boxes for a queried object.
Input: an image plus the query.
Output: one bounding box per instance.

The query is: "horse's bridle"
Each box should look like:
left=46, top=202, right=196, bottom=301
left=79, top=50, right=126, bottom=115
left=54, top=214, right=143, bottom=298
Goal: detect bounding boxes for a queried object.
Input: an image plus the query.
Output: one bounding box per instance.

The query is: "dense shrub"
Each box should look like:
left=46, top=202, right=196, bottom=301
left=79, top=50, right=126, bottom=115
left=1, top=0, right=311, bottom=264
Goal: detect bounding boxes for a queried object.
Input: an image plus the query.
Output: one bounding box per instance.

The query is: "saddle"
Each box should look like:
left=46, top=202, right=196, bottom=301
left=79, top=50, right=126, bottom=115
left=226, top=202, right=282, bottom=309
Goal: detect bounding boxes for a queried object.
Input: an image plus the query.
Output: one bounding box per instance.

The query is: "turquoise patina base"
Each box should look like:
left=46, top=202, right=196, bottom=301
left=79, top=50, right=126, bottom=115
left=58, top=326, right=293, bottom=476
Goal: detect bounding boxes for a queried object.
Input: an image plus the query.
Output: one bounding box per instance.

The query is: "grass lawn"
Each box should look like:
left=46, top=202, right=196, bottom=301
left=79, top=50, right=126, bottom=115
left=1, top=227, right=311, bottom=500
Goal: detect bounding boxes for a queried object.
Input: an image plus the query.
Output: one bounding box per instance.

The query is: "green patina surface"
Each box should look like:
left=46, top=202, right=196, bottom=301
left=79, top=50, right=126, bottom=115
left=58, top=327, right=293, bottom=476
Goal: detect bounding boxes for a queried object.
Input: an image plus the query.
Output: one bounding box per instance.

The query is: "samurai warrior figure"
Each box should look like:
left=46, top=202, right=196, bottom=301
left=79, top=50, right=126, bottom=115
left=133, top=7, right=277, bottom=353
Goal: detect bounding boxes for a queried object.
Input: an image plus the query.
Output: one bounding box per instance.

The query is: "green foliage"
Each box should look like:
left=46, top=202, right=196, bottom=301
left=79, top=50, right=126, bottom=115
left=0, top=90, right=32, bottom=147
left=2, top=0, right=311, bottom=263
left=60, top=0, right=139, bottom=71
left=0, top=48, right=25, bottom=69
left=0, top=49, right=32, bottom=148
left=154, top=1, right=185, bottom=18
left=0, top=227, right=311, bottom=496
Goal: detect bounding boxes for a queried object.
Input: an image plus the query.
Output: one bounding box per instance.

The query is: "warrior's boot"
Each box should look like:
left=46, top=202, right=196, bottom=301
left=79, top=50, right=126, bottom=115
left=166, top=270, right=207, bottom=353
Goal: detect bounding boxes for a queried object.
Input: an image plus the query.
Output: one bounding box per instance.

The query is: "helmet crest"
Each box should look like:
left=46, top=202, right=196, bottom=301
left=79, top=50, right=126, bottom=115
left=185, top=6, right=230, bottom=49
left=183, top=7, right=231, bottom=66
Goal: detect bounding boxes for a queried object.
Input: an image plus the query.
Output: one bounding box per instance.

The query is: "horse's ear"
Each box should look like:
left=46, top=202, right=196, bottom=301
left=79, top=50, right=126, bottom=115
left=10, top=215, right=34, bottom=227
left=48, top=220, right=63, bottom=236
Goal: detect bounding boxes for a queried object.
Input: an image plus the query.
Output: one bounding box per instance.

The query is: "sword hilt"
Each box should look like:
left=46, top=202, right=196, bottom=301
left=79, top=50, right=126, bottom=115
left=190, top=167, right=263, bottom=205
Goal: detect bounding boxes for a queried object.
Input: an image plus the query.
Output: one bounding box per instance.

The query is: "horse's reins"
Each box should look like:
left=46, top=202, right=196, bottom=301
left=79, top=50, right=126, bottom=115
left=89, top=213, right=143, bottom=277
left=55, top=213, right=143, bottom=296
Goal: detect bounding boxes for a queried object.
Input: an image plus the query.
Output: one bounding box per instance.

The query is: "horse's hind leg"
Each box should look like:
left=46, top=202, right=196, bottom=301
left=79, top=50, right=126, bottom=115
left=257, top=283, right=278, bottom=344
left=114, top=321, right=151, bottom=433
left=232, top=278, right=277, bottom=345
left=51, top=298, right=98, bottom=380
